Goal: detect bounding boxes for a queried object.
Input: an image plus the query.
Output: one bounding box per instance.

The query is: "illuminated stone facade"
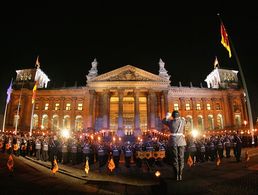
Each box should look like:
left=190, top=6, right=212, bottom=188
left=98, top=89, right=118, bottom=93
left=5, top=60, right=248, bottom=135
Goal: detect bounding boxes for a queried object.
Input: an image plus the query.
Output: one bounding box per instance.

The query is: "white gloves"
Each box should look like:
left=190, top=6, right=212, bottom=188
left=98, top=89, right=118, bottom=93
left=166, top=112, right=171, bottom=120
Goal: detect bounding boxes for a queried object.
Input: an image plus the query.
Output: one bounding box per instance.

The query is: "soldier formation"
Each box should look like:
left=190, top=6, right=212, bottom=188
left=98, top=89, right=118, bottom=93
left=0, top=131, right=256, bottom=173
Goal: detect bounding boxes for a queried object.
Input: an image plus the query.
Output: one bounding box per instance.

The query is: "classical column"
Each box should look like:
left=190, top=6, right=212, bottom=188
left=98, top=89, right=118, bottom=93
left=149, top=90, right=157, bottom=129
left=163, top=90, right=169, bottom=114
left=102, top=89, right=110, bottom=129
left=134, top=89, right=141, bottom=135
left=202, top=98, right=208, bottom=130
left=179, top=97, right=185, bottom=117
left=191, top=97, right=197, bottom=128
left=117, top=89, right=124, bottom=136
left=222, top=95, right=230, bottom=128
left=156, top=93, right=161, bottom=119
left=88, top=90, right=96, bottom=130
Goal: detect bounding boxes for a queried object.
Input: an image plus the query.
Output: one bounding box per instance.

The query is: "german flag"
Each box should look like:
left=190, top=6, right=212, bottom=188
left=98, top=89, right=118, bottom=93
left=220, top=23, right=232, bottom=58
left=32, top=81, right=38, bottom=104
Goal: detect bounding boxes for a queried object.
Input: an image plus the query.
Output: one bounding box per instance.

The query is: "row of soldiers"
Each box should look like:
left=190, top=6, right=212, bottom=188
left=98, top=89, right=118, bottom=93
left=185, top=133, right=243, bottom=164
left=0, top=132, right=247, bottom=171
left=0, top=133, right=166, bottom=170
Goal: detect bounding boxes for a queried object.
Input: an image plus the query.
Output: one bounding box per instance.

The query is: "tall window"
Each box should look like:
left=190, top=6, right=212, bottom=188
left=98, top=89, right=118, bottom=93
left=207, top=103, right=211, bottom=110
left=52, top=115, right=59, bottom=131
left=197, top=115, right=204, bottom=130
left=13, top=114, right=20, bottom=128
left=234, top=114, right=241, bottom=128
left=42, top=114, right=49, bottom=129
left=54, top=103, right=60, bottom=110
left=123, top=97, right=134, bottom=135
left=217, top=114, right=224, bottom=129
left=185, top=115, right=193, bottom=132
left=185, top=103, right=191, bottom=111
left=65, top=103, right=71, bottom=110
left=77, top=103, right=83, bottom=110
left=44, top=103, right=49, bottom=110
left=110, top=97, right=118, bottom=130
left=63, top=115, right=71, bottom=129
left=75, top=115, right=83, bottom=131
left=196, top=103, right=201, bottom=110
left=208, top=115, right=214, bottom=130
left=139, top=97, right=147, bottom=131
left=33, top=114, right=39, bottom=129
left=174, top=103, right=179, bottom=111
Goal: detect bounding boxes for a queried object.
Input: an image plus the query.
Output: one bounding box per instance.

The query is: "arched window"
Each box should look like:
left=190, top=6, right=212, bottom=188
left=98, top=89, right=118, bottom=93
left=185, top=115, right=193, bottom=132
left=42, top=114, right=48, bottom=129
left=197, top=115, right=204, bottom=130
left=75, top=115, right=83, bottom=131
left=52, top=115, right=59, bottom=131
left=33, top=114, right=39, bottom=129
left=63, top=115, right=70, bottom=130
left=208, top=115, right=214, bottom=130
left=217, top=114, right=224, bottom=129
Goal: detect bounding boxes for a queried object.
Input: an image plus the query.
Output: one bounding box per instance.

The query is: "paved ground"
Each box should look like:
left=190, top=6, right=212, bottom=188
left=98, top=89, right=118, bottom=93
left=1, top=147, right=258, bottom=194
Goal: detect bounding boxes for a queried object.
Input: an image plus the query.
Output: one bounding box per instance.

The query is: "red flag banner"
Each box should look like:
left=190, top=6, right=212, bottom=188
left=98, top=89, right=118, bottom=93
left=220, top=23, right=232, bottom=58
left=32, top=81, right=38, bottom=104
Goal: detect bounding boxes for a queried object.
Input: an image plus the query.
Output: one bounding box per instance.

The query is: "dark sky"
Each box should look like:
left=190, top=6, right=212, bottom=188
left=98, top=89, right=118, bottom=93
left=1, top=2, right=258, bottom=121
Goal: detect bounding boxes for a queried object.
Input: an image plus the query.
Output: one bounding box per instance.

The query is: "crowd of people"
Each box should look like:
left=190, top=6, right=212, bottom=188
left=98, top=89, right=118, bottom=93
left=1, top=109, right=257, bottom=181
left=0, top=129, right=255, bottom=174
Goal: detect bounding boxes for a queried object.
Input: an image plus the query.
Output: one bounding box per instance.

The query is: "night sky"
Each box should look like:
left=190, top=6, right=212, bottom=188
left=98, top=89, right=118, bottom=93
left=1, top=2, right=258, bottom=121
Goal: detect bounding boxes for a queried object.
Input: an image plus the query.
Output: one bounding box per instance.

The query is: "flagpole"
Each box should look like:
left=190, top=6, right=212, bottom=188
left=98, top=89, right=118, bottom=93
left=3, top=78, right=13, bottom=133
left=218, top=14, right=255, bottom=145
left=2, top=102, right=8, bottom=133
left=14, top=82, right=24, bottom=135
left=229, top=37, right=255, bottom=145
left=29, top=102, right=35, bottom=137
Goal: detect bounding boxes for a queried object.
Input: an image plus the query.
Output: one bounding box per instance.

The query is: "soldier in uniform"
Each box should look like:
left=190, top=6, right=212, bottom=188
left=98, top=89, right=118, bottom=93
left=35, top=138, right=41, bottom=160
left=162, top=110, right=187, bottom=181
left=233, top=132, right=242, bottom=162
left=224, top=134, right=232, bottom=158
left=187, top=137, right=197, bottom=165
left=70, top=140, right=78, bottom=165
left=82, top=139, right=92, bottom=164
left=216, top=136, right=224, bottom=159
left=49, top=136, right=59, bottom=170
left=123, top=141, right=133, bottom=168
left=42, top=137, right=49, bottom=161
left=61, top=139, right=68, bottom=164
left=111, top=143, right=121, bottom=172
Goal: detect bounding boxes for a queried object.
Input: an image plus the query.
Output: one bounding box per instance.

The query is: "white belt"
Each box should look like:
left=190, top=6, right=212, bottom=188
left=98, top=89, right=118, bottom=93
left=171, top=133, right=184, bottom=136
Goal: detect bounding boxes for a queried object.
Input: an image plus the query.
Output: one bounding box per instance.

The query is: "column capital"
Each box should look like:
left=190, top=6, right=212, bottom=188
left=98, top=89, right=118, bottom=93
left=89, top=89, right=96, bottom=95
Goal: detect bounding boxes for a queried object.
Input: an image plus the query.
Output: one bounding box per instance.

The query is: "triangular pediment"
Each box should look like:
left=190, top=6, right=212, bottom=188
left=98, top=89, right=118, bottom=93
left=89, top=65, right=169, bottom=82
